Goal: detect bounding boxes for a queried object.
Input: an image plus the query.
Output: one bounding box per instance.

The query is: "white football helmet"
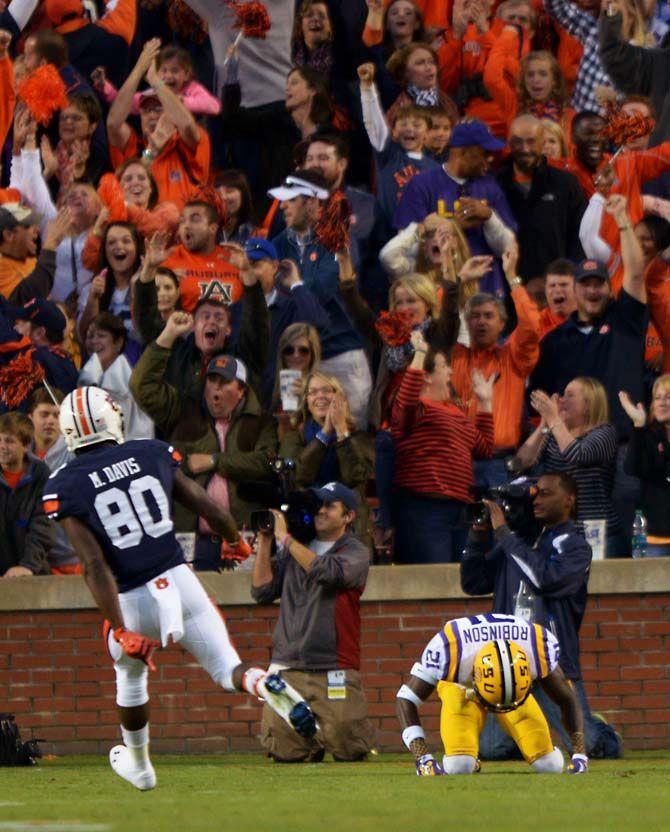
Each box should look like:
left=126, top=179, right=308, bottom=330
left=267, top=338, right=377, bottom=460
left=60, top=386, right=124, bottom=452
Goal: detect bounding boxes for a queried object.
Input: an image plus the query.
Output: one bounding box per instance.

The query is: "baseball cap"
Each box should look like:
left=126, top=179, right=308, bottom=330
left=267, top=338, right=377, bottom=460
left=0, top=203, right=40, bottom=233
left=12, top=298, right=66, bottom=337
left=574, top=259, right=609, bottom=283
left=205, top=354, right=248, bottom=385
left=268, top=175, right=329, bottom=202
left=138, top=89, right=163, bottom=110
left=310, top=482, right=360, bottom=511
left=45, top=0, right=83, bottom=26
left=450, top=121, right=506, bottom=152
left=245, top=237, right=279, bottom=262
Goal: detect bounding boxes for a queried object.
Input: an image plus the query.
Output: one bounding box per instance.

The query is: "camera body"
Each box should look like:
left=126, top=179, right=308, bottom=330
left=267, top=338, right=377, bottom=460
left=247, top=458, right=319, bottom=543
left=466, top=478, right=539, bottom=536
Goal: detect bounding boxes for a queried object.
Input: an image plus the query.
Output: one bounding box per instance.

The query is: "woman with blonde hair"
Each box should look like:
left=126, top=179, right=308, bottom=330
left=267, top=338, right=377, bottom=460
left=380, top=213, right=493, bottom=344
left=620, top=375, right=670, bottom=556
left=271, top=323, right=322, bottom=414
left=279, top=370, right=374, bottom=548
left=515, top=376, right=624, bottom=555
left=541, top=118, right=569, bottom=160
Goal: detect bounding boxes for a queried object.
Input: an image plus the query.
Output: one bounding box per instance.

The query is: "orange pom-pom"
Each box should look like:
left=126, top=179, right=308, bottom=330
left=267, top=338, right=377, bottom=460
left=17, top=65, right=68, bottom=126
left=97, top=174, right=128, bottom=222
left=0, top=349, right=45, bottom=408
left=226, top=1, right=271, bottom=38
left=602, top=102, right=655, bottom=146
left=126, top=202, right=180, bottom=237
left=314, top=191, right=351, bottom=253
left=374, top=310, right=413, bottom=346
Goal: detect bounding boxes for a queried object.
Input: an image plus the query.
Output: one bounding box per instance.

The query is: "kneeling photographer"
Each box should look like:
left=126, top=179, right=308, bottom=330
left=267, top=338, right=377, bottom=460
left=460, top=472, right=621, bottom=759
left=251, top=482, right=375, bottom=763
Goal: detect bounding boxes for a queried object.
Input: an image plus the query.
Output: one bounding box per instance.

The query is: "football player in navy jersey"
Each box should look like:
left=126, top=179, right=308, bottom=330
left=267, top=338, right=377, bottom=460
left=44, top=386, right=316, bottom=791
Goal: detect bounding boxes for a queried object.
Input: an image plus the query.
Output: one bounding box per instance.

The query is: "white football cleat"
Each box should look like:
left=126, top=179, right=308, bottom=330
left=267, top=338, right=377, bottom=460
left=109, top=744, right=157, bottom=791
left=256, top=673, right=317, bottom=738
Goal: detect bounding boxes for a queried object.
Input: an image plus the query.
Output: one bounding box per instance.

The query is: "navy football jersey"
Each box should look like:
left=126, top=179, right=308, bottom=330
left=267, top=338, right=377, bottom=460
left=43, top=440, right=185, bottom=592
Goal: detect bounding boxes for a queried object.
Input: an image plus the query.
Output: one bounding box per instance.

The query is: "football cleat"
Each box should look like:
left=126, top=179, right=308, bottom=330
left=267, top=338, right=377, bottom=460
left=257, top=673, right=318, bottom=738
left=416, top=754, right=444, bottom=776
left=567, top=753, right=589, bottom=774
left=109, top=745, right=156, bottom=791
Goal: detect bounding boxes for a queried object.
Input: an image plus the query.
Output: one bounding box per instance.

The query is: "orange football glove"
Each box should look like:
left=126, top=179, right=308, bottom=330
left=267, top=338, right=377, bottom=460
left=220, top=535, right=252, bottom=566
left=113, top=626, right=160, bottom=671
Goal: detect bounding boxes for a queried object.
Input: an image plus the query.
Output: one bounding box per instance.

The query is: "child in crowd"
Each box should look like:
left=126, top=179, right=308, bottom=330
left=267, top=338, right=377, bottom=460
left=423, top=106, right=452, bottom=163
left=92, top=44, right=221, bottom=117
left=358, top=62, right=439, bottom=223
left=0, top=411, right=53, bottom=578
left=484, top=42, right=573, bottom=138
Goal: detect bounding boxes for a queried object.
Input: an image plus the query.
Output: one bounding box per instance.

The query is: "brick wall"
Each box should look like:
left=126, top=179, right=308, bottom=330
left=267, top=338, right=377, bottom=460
left=2, top=592, right=669, bottom=755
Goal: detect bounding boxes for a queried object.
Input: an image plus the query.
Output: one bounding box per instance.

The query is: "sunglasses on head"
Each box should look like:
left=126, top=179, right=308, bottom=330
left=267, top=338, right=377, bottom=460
left=282, top=345, right=310, bottom=356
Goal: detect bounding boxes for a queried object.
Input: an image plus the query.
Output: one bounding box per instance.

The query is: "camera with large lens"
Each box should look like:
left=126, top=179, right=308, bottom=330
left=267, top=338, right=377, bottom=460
left=246, top=458, right=320, bottom=543
left=466, top=478, right=539, bottom=537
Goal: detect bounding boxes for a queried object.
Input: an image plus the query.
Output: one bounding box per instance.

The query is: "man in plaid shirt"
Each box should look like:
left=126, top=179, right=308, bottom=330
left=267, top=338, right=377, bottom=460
left=545, top=0, right=614, bottom=113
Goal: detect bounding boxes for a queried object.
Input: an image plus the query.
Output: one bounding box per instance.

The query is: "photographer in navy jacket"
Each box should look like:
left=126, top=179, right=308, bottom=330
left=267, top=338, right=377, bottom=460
left=460, top=471, right=621, bottom=759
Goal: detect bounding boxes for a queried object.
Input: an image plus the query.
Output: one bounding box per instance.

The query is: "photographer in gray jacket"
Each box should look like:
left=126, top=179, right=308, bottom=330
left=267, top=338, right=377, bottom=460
left=251, top=482, right=374, bottom=762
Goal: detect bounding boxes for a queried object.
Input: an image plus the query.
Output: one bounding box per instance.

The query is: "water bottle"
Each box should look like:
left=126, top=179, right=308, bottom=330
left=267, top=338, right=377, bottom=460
left=632, top=511, right=648, bottom=559
left=514, top=581, right=536, bottom=622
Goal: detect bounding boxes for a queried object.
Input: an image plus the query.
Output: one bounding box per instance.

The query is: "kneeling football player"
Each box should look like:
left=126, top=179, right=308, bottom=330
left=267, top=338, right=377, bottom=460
left=396, top=612, right=588, bottom=775
left=45, top=387, right=316, bottom=790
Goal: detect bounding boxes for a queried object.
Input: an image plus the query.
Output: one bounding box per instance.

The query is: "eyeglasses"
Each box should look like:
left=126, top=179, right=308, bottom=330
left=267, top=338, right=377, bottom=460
left=282, top=345, right=310, bottom=357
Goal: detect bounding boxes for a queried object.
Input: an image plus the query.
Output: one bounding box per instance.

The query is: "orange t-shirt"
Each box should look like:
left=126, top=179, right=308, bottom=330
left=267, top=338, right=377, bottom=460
left=163, top=244, right=243, bottom=312
left=109, top=126, right=211, bottom=210
left=539, top=306, right=568, bottom=340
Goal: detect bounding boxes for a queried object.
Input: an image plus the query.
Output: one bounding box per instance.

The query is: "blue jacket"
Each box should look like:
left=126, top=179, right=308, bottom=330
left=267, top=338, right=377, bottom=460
left=272, top=230, right=364, bottom=359
left=460, top=521, right=592, bottom=680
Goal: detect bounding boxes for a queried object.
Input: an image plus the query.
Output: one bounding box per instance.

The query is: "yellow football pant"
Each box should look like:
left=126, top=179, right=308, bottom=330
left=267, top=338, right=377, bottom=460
left=437, top=681, right=554, bottom=764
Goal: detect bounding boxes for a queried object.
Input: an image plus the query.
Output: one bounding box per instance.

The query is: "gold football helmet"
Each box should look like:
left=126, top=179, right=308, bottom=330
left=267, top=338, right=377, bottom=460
left=472, top=640, right=532, bottom=713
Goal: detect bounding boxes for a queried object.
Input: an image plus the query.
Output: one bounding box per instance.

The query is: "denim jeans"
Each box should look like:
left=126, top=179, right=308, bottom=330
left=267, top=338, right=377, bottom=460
left=374, top=430, right=394, bottom=531
left=392, top=493, right=467, bottom=564
left=478, top=678, right=622, bottom=761
left=645, top=543, right=670, bottom=557
left=611, top=443, right=641, bottom=557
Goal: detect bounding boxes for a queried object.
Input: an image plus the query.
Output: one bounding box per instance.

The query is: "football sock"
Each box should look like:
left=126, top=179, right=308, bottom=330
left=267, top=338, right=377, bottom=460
left=241, top=668, right=266, bottom=697
left=121, top=724, right=150, bottom=767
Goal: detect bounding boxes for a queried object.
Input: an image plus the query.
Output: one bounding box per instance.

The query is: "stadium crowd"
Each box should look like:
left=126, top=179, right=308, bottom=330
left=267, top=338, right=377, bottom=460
left=2, top=0, right=670, bottom=766
left=0, top=0, right=669, bottom=574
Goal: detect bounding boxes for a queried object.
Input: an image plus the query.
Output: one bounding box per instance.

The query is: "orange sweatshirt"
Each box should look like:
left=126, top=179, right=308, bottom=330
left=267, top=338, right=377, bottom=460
left=451, top=286, right=541, bottom=449
left=0, top=55, right=15, bottom=150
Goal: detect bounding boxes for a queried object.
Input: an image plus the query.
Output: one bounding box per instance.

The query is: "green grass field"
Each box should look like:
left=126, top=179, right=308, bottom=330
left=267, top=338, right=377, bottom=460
left=1, top=753, right=669, bottom=832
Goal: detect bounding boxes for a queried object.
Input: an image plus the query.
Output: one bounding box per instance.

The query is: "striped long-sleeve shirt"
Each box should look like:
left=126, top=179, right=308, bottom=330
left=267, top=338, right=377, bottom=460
left=391, top=368, right=493, bottom=502
left=541, top=423, right=620, bottom=533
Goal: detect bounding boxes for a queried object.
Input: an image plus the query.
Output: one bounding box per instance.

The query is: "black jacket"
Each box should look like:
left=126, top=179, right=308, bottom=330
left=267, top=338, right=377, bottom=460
left=460, top=521, right=592, bottom=680
left=496, top=157, right=585, bottom=281
left=530, top=289, right=648, bottom=441
left=624, top=424, right=670, bottom=536
left=599, top=13, right=670, bottom=146
left=0, top=459, right=55, bottom=576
